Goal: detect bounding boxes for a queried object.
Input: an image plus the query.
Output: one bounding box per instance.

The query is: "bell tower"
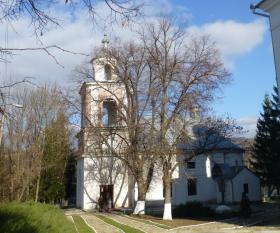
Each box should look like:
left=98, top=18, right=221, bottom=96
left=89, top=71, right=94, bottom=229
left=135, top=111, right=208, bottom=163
left=80, top=35, right=125, bottom=131
left=77, top=36, right=131, bottom=210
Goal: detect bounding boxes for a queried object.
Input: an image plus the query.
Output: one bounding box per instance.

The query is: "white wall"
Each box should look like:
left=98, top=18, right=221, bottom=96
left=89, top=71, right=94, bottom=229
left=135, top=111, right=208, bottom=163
left=112, top=168, right=130, bottom=207
left=172, top=154, right=217, bottom=205
left=270, top=3, right=280, bottom=93
left=76, top=158, right=84, bottom=208
left=146, top=171, right=164, bottom=201
left=188, top=155, right=217, bottom=202
left=261, top=0, right=280, bottom=93
left=77, top=151, right=261, bottom=209
left=76, top=155, right=131, bottom=210
left=232, top=169, right=261, bottom=202
left=92, top=57, right=117, bottom=82
left=83, top=157, right=100, bottom=210
left=172, top=151, right=249, bottom=205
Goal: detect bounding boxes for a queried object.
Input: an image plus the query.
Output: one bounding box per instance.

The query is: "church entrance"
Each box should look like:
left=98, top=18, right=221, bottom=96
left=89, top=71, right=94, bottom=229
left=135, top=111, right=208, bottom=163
left=99, top=185, right=114, bottom=211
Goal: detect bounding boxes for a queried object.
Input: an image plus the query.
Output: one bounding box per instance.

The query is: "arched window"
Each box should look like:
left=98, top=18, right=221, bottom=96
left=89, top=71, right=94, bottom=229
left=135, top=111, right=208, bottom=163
left=102, top=99, right=117, bottom=126
left=104, top=64, right=112, bottom=81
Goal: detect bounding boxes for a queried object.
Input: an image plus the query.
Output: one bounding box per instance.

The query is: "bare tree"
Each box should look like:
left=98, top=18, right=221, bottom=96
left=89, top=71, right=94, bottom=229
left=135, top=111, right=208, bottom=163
left=0, top=83, right=71, bottom=202
left=139, top=17, right=231, bottom=220
left=0, top=0, right=141, bottom=65
left=0, top=0, right=141, bottom=34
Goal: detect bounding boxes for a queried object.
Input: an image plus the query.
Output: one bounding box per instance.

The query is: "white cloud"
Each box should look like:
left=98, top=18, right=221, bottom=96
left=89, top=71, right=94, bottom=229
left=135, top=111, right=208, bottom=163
left=0, top=1, right=144, bottom=86
left=187, top=19, right=267, bottom=67
left=0, top=7, right=103, bottom=85
left=237, top=116, right=258, bottom=138
left=0, top=1, right=267, bottom=87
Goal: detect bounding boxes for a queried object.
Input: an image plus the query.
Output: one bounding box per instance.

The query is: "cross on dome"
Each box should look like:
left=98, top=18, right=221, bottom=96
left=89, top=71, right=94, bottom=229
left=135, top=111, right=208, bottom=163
left=102, top=34, right=109, bottom=49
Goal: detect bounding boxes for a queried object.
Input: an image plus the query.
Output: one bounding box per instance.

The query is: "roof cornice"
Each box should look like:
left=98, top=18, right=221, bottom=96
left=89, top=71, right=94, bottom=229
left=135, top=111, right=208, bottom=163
left=254, top=0, right=279, bottom=11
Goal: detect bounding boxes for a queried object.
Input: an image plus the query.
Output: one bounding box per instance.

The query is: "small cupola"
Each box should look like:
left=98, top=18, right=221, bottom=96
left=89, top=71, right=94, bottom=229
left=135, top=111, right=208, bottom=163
left=91, top=35, right=117, bottom=82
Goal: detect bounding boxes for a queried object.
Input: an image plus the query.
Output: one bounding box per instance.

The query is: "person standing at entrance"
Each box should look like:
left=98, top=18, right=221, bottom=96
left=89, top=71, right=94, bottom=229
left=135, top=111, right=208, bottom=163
left=240, top=192, right=251, bottom=225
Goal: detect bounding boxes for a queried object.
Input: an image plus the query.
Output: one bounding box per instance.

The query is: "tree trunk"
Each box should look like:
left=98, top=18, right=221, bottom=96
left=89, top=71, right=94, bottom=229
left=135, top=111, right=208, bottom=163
left=35, top=173, right=41, bottom=202
left=133, top=179, right=146, bottom=215
left=0, top=114, right=4, bottom=145
left=18, top=184, right=26, bottom=202
left=163, top=173, right=172, bottom=220
left=9, top=179, right=14, bottom=201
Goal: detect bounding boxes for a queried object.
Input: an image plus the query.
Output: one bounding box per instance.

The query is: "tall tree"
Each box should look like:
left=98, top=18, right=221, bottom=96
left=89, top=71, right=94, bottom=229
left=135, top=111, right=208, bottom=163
left=0, top=84, right=70, bottom=203
left=39, top=110, right=71, bottom=204
left=251, top=86, right=280, bottom=195
left=140, top=18, right=230, bottom=220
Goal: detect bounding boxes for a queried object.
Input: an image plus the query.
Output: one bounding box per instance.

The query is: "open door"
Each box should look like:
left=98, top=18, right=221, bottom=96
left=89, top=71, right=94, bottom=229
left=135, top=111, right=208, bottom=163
left=99, top=185, right=114, bottom=211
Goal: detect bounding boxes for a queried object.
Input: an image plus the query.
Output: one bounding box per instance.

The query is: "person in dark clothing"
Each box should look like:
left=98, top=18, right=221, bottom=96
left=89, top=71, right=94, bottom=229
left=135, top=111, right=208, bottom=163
left=98, top=197, right=103, bottom=212
left=240, top=192, right=251, bottom=225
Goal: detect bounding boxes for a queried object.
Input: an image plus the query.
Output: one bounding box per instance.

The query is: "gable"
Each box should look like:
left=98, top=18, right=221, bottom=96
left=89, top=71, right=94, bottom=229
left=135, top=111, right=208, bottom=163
left=232, top=167, right=259, bottom=180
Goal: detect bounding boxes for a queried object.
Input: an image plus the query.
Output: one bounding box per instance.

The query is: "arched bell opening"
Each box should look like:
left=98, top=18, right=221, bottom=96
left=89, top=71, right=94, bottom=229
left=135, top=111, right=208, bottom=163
left=102, top=98, right=117, bottom=127
left=104, top=64, right=112, bottom=81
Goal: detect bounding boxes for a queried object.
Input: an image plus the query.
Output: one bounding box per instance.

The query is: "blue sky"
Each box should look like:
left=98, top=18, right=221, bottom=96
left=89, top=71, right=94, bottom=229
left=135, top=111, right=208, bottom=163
left=0, top=0, right=276, bottom=137
left=183, top=0, right=260, bottom=24
left=176, top=0, right=276, bottom=133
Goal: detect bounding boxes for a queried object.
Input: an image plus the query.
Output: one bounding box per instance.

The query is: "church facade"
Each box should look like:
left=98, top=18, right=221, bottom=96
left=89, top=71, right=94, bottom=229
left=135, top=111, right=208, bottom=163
left=76, top=38, right=261, bottom=211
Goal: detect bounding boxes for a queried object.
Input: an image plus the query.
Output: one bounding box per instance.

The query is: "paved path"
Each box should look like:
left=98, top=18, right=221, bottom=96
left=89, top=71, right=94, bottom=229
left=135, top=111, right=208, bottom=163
left=82, top=214, right=123, bottom=233
left=64, top=208, right=86, bottom=216
left=101, top=213, right=167, bottom=233
left=170, top=210, right=280, bottom=233
left=70, top=210, right=280, bottom=233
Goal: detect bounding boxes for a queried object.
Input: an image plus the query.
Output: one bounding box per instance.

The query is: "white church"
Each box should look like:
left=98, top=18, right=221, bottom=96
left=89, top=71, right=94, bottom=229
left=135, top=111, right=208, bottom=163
left=76, top=37, right=261, bottom=211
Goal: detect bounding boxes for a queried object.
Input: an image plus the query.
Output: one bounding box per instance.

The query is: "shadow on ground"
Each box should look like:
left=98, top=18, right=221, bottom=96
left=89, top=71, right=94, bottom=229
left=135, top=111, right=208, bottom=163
left=134, top=202, right=280, bottom=228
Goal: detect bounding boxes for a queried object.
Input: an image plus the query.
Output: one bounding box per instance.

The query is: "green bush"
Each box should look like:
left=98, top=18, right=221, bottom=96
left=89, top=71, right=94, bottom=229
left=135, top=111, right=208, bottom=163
left=0, top=202, right=76, bottom=233
left=173, top=202, right=214, bottom=218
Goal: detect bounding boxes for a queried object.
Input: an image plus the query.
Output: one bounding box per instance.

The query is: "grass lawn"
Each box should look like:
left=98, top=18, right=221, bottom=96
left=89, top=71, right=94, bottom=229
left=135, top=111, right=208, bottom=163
left=124, top=215, right=171, bottom=229
left=72, top=215, right=96, bottom=233
left=96, top=214, right=145, bottom=233
left=129, top=214, right=210, bottom=228
left=0, top=202, right=76, bottom=233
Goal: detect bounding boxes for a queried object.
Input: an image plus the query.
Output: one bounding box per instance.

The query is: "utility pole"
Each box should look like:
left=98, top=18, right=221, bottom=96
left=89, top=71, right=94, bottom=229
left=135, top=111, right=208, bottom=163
left=0, top=92, right=4, bottom=145
left=0, top=111, right=4, bottom=146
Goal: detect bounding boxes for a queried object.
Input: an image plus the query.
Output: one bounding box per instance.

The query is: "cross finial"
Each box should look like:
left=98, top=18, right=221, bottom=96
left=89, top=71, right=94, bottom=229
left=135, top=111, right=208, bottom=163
left=102, top=34, right=109, bottom=49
